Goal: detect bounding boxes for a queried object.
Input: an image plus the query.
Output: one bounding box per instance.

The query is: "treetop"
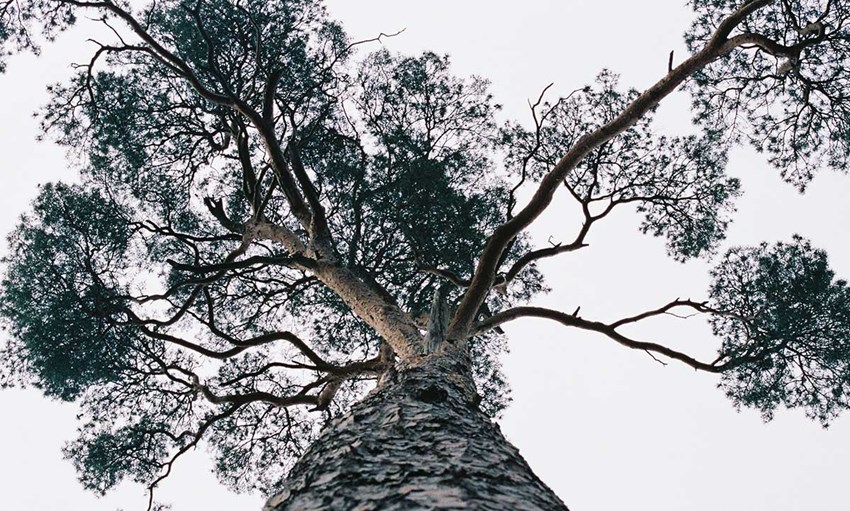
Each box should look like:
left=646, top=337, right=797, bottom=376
left=1, top=0, right=849, bottom=504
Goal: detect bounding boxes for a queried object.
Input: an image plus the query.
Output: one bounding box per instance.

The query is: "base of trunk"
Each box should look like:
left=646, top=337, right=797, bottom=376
left=264, top=354, right=568, bottom=510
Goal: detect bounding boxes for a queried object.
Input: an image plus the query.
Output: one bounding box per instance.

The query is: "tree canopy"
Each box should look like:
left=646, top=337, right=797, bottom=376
left=1, top=0, right=849, bottom=506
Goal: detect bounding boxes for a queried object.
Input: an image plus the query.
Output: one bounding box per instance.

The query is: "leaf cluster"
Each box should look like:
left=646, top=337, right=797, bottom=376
left=710, top=236, right=850, bottom=425
left=687, top=0, right=850, bottom=189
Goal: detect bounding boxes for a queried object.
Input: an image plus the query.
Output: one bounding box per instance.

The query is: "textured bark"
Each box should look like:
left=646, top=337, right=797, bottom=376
left=264, top=353, right=568, bottom=510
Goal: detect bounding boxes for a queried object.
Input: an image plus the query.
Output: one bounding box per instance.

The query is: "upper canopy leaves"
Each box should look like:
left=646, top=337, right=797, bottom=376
left=345, top=50, right=512, bottom=306
left=687, top=0, right=850, bottom=189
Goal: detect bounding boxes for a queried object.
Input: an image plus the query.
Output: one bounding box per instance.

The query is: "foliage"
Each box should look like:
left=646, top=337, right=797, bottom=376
left=502, top=71, right=741, bottom=260
left=1, top=183, right=135, bottom=400
left=710, top=237, right=850, bottom=425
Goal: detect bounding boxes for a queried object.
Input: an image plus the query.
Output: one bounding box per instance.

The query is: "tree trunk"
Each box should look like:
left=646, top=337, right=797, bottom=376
left=264, top=351, right=568, bottom=510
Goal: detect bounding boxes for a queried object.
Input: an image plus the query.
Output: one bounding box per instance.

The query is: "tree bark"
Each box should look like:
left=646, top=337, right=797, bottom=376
left=264, top=352, right=568, bottom=510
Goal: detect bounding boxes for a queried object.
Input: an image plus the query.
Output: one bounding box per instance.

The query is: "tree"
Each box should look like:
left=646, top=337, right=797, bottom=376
left=1, top=0, right=849, bottom=509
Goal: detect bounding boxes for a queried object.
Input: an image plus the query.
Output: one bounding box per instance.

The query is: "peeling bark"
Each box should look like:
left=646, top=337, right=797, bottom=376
left=265, top=353, right=568, bottom=511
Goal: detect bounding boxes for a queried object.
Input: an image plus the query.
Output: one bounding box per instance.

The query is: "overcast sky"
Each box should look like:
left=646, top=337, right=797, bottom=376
left=1, top=1, right=849, bottom=510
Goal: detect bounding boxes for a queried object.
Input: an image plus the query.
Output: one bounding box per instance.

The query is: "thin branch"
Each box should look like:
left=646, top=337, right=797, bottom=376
left=610, top=299, right=712, bottom=328
left=500, top=240, right=588, bottom=287
left=145, top=405, right=240, bottom=511
left=343, top=28, right=406, bottom=53
left=418, top=263, right=471, bottom=288
left=474, top=306, right=724, bottom=372
left=167, top=254, right=313, bottom=274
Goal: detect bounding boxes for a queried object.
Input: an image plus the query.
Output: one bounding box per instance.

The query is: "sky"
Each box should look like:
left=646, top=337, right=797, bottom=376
left=1, top=1, right=849, bottom=510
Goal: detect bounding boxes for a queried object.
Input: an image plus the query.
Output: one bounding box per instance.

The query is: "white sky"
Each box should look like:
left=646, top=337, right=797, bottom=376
left=2, top=1, right=849, bottom=510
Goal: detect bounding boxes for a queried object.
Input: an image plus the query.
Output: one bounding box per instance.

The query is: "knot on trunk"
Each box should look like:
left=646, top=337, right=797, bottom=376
left=392, top=351, right=478, bottom=411
left=415, top=384, right=449, bottom=404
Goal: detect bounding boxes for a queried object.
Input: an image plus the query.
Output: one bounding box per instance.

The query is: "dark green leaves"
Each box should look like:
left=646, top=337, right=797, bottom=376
left=144, top=0, right=346, bottom=116
left=635, top=134, right=740, bottom=260
left=710, top=237, right=850, bottom=425
left=65, top=419, right=170, bottom=495
left=334, top=50, right=508, bottom=307
left=687, top=0, right=850, bottom=189
left=0, top=0, right=77, bottom=72
left=1, top=183, right=135, bottom=400
left=357, top=50, right=498, bottom=164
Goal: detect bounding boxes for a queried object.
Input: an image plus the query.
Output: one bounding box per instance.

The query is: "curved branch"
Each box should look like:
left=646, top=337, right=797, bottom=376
left=501, top=240, right=588, bottom=286
left=140, top=326, right=285, bottom=360
left=723, top=30, right=827, bottom=58
left=418, top=263, right=472, bottom=288
left=204, top=197, right=245, bottom=235
left=609, top=299, right=714, bottom=329
left=474, top=306, right=724, bottom=372
left=145, top=405, right=241, bottom=511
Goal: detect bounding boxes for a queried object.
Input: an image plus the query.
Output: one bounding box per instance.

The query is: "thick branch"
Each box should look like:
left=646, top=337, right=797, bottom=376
left=203, top=197, right=244, bottom=234
left=286, top=139, right=335, bottom=256
left=723, top=30, right=827, bottom=58
left=425, top=286, right=451, bottom=354
left=313, top=262, right=424, bottom=360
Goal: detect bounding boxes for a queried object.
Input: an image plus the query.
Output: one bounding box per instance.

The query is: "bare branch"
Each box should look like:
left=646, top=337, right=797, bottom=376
left=474, top=306, right=723, bottom=372
left=501, top=240, right=588, bottom=287
left=344, top=28, right=406, bottom=53
left=609, top=299, right=713, bottom=329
